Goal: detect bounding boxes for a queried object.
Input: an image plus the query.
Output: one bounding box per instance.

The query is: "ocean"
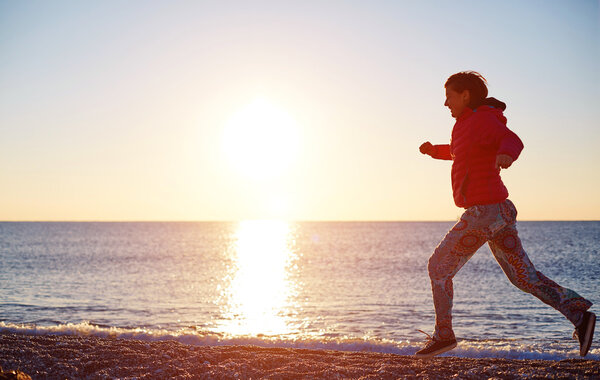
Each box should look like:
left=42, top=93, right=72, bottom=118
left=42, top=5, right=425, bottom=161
left=1, top=221, right=598, bottom=360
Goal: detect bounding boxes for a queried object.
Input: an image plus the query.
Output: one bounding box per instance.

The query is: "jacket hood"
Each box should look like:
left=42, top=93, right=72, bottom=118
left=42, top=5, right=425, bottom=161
left=481, top=97, right=506, bottom=110
left=480, top=103, right=507, bottom=125
left=459, top=99, right=507, bottom=125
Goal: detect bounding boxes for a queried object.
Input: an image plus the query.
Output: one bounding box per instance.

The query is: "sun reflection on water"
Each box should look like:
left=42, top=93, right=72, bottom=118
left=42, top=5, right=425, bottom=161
left=218, top=220, right=299, bottom=337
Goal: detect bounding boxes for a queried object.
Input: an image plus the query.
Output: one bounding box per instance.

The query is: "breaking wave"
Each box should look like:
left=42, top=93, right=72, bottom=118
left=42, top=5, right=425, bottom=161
left=1, top=321, right=597, bottom=361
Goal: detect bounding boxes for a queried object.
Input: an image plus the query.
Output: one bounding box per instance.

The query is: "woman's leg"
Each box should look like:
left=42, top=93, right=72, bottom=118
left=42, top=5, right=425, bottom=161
left=489, top=225, right=592, bottom=326
left=428, top=205, right=494, bottom=340
left=488, top=201, right=592, bottom=327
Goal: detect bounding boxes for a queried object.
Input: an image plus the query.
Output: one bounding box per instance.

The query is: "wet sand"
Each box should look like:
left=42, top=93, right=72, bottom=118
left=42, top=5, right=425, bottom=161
left=1, top=332, right=599, bottom=379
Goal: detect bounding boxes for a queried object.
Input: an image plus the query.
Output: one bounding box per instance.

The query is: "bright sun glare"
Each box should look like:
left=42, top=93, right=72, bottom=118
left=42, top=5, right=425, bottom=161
left=218, top=220, right=298, bottom=337
left=222, top=98, right=300, bottom=180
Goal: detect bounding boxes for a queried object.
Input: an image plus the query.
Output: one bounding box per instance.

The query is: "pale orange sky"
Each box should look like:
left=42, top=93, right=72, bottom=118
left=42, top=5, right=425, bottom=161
left=1, top=1, right=599, bottom=221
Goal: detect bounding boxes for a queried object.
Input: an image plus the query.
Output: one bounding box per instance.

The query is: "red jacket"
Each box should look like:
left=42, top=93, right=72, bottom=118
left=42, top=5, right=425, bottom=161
left=430, top=106, right=524, bottom=208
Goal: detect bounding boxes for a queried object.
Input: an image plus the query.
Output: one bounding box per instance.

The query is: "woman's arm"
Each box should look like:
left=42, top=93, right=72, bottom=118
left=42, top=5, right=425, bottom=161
left=420, top=142, right=452, bottom=160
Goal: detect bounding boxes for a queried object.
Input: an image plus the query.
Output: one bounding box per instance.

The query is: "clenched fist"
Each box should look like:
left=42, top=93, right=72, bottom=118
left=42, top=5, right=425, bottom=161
left=495, top=154, right=514, bottom=170
left=419, top=142, right=434, bottom=155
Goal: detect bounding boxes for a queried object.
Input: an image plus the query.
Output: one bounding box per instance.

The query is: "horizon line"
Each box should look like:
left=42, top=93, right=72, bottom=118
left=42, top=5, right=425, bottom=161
left=1, top=219, right=599, bottom=223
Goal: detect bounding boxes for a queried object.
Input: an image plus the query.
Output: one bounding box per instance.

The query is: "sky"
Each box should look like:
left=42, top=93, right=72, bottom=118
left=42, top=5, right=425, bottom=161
left=1, top=0, right=599, bottom=221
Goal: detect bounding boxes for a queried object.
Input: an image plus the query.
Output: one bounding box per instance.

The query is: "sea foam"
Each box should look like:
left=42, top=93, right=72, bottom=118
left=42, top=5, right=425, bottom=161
left=1, top=321, right=597, bottom=361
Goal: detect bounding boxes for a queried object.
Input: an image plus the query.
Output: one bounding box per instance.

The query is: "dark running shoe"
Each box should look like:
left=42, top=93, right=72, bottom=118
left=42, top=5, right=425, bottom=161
left=415, top=330, right=457, bottom=358
left=574, top=311, right=596, bottom=357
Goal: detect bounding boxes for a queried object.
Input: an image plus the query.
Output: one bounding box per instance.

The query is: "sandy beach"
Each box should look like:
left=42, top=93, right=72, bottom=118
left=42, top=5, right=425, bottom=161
left=0, top=332, right=598, bottom=379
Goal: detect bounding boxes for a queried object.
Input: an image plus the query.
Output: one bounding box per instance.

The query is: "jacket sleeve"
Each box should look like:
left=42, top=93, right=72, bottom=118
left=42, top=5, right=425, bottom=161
left=431, top=144, right=452, bottom=160
left=498, top=128, right=524, bottom=161
left=480, top=114, right=524, bottom=161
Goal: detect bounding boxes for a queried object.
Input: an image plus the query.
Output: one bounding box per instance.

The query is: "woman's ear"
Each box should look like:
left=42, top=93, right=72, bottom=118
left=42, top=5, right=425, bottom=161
left=461, top=90, right=471, bottom=105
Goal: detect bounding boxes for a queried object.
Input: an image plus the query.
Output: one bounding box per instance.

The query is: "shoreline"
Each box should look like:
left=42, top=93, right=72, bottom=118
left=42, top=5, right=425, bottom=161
left=1, top=332, right=599, bottom=379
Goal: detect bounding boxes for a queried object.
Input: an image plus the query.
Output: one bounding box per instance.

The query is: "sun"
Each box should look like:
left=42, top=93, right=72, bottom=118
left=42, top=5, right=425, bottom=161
left=222, top=98, right=300, bottom=180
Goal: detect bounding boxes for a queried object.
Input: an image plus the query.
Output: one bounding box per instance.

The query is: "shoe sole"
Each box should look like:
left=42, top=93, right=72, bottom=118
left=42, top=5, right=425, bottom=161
left=415, top=341, right=457, bottom=359
left=581, top=312, right=596, bottom=357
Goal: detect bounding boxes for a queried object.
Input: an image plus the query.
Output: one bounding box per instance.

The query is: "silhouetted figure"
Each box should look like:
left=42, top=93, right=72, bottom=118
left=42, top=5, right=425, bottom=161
left=416, top=71, right=595, bottom=358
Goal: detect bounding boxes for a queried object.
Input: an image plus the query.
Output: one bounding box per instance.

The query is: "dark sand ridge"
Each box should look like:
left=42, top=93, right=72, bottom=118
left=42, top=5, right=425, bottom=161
left=1, top=332, right=599, bottom=379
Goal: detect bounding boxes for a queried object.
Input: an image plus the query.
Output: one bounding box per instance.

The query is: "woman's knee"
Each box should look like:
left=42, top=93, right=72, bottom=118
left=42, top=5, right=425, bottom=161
left=427, top=255, right=437, bottom=278
left=428, top=246, right=452, bottom=280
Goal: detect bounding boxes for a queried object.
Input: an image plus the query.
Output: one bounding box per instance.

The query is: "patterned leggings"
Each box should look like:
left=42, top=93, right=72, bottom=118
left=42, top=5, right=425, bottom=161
left=428, top=199, right=592, bottom=340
